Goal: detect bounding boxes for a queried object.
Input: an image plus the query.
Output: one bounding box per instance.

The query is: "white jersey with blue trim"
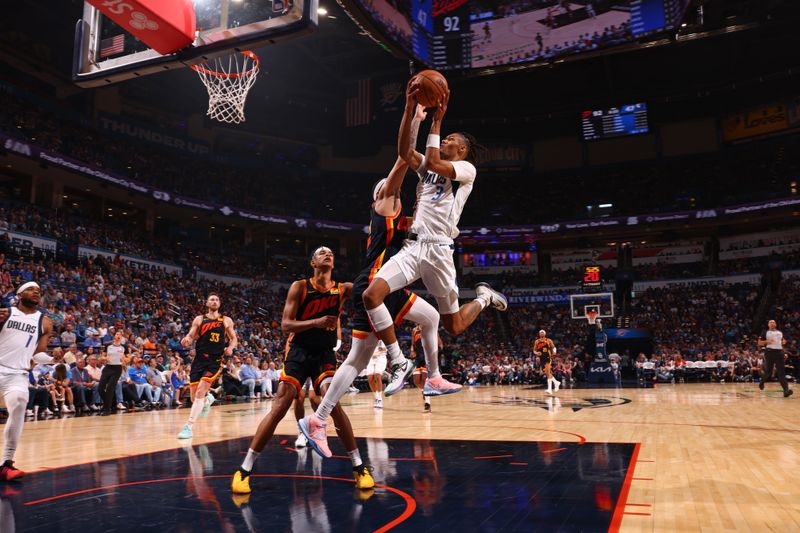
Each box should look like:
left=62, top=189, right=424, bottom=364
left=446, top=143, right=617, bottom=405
left=411, top=158, right=477, bottom=241
left=0, top=307, right=43, bottom=374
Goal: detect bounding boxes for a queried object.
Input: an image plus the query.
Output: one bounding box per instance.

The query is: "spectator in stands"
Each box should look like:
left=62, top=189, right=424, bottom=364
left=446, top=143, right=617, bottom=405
left=50, top=364, right=75, bottom=413
left=86, top=354, right=103, bottom=405
left=70, top=357, right=96, bottom=412
left=128, top=357, right=155, bottom=406
left=223, top=357, right=247, bottom=398
left=239, top=356, right=260, bottom=400
left=146, top=358, right=167, bottom=407
left=60, top=324, right=77, bottom=347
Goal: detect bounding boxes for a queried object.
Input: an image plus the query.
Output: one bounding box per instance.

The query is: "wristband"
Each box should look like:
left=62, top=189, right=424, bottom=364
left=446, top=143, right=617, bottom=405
left=426, top=134, right=440, bottom=149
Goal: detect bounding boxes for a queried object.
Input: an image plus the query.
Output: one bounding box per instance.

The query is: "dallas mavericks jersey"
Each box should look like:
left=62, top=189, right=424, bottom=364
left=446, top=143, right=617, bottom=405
left=0, top=307, right=43, bottom=373
left=411, top=158, right=477, bottom=240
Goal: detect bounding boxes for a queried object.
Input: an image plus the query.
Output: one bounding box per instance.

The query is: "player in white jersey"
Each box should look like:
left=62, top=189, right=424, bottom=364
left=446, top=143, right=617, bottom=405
left=362, top=77, right=508, bottom=376
left=0, top=282, right=56, bottom=480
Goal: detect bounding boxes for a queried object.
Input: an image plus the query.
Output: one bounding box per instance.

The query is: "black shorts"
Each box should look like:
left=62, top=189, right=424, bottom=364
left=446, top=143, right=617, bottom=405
left=190, top=353, right=223, bottom=385
left=351, top=283, right=417, bottom=336
left=280, top=344, right=337, bottom=396
left=413, top=350, right=427, bottom=373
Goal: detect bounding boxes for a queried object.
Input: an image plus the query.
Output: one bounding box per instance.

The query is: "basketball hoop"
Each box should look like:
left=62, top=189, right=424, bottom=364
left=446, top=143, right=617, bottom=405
left=191, top=50, right=260, bottom=124
left=586, top=310, right=598, bottom=325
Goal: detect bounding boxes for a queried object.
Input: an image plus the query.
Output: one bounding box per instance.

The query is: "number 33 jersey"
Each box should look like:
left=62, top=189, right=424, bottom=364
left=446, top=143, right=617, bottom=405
left=411, top=158, right=477, bottom=240
left=195, top=315, right=226, bottom=357
left=0, top=307, right=44, bottom=373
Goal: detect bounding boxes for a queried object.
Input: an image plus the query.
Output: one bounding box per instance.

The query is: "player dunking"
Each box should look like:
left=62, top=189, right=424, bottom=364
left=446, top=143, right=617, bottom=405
left=0, top=282, right=57, bottom=480
left=299, top=105, right=464, bottom=460
left=534, top=329, right=559, bottom=394
left=361, top=77, right=507, bottom=377
left=411, top=324, right=443, bottom=412
left=177, top=293, right=238, bottom=439
left=231, top=246, right=374, bottom=494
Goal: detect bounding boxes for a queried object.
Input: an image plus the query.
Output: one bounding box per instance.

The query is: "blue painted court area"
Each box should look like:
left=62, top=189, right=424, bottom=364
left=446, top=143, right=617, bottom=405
left=4, top=436, right=636, bottom=532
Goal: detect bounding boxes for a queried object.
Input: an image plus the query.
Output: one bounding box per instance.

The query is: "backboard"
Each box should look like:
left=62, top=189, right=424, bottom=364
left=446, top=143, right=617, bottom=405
left=73, top=0, right=318, bottom=87
left=569, top=292, right=614, bottom=320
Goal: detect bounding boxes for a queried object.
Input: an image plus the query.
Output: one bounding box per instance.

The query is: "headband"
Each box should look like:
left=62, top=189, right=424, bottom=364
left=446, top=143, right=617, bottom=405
left=16, top=282, right=40, bottom=295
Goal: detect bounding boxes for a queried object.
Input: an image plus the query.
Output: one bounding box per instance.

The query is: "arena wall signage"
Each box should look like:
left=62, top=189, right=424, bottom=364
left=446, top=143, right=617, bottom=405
left=722, top=103, right=789, bottom=141
left=1, top=230, right=57, bottom=253
left=2, top=131, right=799, bottom=238
left=196, top=271, right=251, bottom=285
left=78, top=246, right=183, bottom=274
left=97, top=114, right=211, bottom=156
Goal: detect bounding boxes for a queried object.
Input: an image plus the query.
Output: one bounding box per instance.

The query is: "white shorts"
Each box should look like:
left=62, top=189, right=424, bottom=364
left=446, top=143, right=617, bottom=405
left=366, top=352, right=387, bottom=375
left=375, top=239, right=460, bottom=315
left=0, top=373, right=30, bottom=401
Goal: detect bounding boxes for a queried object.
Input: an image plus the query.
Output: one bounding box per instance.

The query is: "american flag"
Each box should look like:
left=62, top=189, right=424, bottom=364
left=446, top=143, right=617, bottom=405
left=99, top=34, right=125, bottom=58
left=345, top=79, right=371, bottom=128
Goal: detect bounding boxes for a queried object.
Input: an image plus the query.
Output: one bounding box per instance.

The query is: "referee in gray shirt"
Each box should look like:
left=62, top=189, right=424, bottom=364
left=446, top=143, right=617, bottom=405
left=758, top=319, right=793, bottom=398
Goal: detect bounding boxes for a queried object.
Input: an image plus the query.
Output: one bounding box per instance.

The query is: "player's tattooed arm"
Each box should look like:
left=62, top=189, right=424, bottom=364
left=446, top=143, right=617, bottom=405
left=398, top=79, right=425, bottom=171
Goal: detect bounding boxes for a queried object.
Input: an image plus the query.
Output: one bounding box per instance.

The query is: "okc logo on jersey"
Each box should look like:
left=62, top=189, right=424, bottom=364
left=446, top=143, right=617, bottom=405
left=300, top=295, right=340, bottom=320
left=199, top=321, right=223, bottom=337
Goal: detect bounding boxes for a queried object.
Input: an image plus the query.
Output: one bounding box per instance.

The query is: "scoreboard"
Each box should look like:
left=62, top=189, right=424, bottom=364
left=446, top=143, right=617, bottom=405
left=581, top=265, right=603, bottom=291
left=581, top=103, right=649, bottom=141
left=411, top=0, right=472, bottom=70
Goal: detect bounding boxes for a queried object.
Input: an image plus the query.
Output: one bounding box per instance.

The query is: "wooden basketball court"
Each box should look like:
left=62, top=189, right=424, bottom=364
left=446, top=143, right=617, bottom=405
left=6, top=382, right=798, bottom=531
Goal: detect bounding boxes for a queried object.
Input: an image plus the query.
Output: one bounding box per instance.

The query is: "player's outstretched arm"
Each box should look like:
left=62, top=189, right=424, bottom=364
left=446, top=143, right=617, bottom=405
left=281, top=281, right=337, bottom=333
left=398, top=79, right=426, bottom=171
left=381, top=105, right=427, bottom=212
left=223, top=316, right=238, bottom=356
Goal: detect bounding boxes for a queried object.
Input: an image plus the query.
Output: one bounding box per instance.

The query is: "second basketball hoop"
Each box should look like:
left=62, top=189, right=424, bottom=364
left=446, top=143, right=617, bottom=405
left=191, top=50, right=260, bottom=124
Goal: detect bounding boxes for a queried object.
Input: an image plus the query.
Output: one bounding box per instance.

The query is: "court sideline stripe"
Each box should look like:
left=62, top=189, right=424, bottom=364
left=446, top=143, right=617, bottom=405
left=608, top=442, right=641, bottom=533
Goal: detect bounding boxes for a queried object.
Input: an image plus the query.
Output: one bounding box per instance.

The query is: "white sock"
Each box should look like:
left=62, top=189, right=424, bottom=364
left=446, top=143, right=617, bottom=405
left=241, top=448, right=260, bottom=472
left=348, top=448, right=362, bottom=467
left=385, top=341, right=403, bottom=365
left=315, top=336, right=377, bottom=421
left=475, top=296, right=489, bottom=310
left=373, top=391, right=382, bottom=400
left=187, top=395, right=205, bottom=428
left=2, top=391, right=26, bottom=463
left=403, top=296, right=441, bottom=378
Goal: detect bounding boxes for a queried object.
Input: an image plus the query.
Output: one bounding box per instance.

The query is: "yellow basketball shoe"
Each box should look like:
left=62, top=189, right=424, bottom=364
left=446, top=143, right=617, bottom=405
left=353, top=464, right=375, bottom=490
left=231, top=468, right=252, bottom=494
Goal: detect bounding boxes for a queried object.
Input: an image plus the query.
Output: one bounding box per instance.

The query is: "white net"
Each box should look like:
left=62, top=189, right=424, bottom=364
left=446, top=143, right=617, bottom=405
left=191, top=51, right=260, bottom=124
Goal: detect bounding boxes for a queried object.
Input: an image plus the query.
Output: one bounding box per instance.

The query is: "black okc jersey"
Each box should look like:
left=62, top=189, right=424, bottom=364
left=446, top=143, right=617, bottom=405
left=289, top=279, right=343, bottom=351
left=351, top=206, right=416, bottom=333
left=196, top=315, right=226, bottom=356
left=353, top=206, right=411, bottom=292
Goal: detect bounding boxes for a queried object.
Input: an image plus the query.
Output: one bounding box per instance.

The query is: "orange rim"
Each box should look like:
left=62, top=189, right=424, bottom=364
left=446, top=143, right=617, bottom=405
left=190, top=50, right=260, bottom=79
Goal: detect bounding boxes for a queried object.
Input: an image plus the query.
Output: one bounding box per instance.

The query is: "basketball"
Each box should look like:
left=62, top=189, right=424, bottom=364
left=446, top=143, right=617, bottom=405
left=414, top=70, right=448, bottom=108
